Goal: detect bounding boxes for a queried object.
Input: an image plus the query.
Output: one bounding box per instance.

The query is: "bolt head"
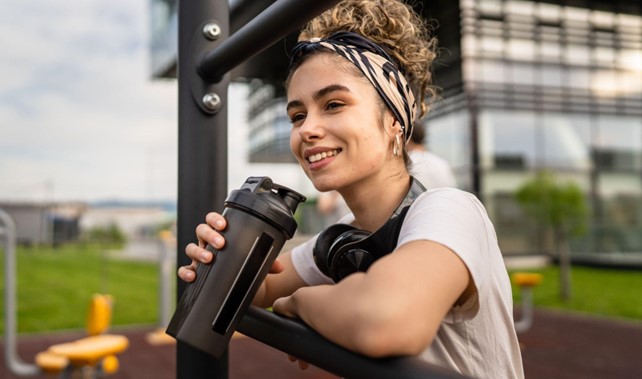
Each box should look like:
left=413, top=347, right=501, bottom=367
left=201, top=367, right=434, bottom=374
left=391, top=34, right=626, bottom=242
left=202, top=93, right=222, bottom=112
left=203, top=23, right=221, bottom=40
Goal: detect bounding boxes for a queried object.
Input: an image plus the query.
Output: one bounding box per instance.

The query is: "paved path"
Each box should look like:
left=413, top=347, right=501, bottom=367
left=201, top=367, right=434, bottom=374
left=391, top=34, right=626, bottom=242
left=2, top=309, right=641, bottom=378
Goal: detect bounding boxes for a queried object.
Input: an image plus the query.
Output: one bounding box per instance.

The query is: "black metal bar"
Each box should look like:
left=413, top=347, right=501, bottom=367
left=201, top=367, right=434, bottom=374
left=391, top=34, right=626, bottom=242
left=230, top=0, right=276, bottom=31
left=198, top=0, right=342, bottom=83
left=238, top=307, right=470, bottom=379
left=176, top=0, right=229, bottom=377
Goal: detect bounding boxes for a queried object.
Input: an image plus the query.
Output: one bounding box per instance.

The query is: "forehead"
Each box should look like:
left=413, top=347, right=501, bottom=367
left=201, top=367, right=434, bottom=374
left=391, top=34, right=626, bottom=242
left=286, top=53, right=368, bottom=99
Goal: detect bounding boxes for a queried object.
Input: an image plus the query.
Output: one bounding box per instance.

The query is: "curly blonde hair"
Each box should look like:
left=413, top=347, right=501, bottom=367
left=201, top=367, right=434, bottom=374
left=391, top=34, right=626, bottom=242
left=298, top=0, right=438, bottom=118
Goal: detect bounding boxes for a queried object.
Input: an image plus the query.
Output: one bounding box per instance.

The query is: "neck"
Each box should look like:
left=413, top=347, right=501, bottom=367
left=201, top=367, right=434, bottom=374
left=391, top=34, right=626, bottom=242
left=341, top=172, right=411, bottom=232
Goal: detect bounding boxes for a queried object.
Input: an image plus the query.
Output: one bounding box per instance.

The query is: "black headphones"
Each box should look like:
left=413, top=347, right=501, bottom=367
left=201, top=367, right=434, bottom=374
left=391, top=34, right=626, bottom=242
left=313, top=177, right=426, bottom=282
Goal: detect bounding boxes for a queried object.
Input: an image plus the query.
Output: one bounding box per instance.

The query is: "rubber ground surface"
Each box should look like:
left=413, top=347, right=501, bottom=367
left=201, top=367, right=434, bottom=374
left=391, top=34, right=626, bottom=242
left=2, top=309, right=641, bottom=379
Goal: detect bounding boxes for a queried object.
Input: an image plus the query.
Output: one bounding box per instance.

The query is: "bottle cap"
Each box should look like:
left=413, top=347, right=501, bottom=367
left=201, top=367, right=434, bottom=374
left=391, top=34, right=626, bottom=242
left=224, top=177, right=306, bottom=239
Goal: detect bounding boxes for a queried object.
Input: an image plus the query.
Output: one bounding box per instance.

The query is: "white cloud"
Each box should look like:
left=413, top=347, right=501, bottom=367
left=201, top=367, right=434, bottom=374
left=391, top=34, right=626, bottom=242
left=0, top=0, right=178, bottom=202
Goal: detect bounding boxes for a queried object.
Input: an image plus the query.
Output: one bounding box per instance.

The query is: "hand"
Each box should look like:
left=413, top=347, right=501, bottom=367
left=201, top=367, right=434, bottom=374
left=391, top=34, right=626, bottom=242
left=272, top=294, right=297, bottom=318
left=177, top=212, right=225, bottom=282
left=177, top=212, right=285, bottom=283
left=274, top=294, right=310, bottom=370
left=287, top=354, right=310, bottom=370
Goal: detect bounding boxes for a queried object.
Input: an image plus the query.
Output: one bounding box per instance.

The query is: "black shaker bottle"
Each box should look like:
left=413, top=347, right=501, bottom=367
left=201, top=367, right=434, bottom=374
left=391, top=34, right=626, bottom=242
left=166, top=176, right=306, bottom=357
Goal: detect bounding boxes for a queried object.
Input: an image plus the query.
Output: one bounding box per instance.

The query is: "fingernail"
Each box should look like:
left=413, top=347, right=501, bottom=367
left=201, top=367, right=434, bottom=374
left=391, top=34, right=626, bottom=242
left=214, top=236, right=223, bottom=246
left=215, top=219, right=224, bottom=229
left=201, top=251, right=211, bottom=261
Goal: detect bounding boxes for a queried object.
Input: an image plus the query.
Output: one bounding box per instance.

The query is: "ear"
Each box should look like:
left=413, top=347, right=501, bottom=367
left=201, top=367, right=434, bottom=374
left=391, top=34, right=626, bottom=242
left=383, top=110, right=402, bottom=140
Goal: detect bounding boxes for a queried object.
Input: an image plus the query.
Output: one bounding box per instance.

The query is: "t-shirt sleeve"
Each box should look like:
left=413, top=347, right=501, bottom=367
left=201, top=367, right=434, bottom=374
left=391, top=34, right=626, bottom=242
left=290, top=234, right=335, bottom=286
left=398, top=188, right=494, bottom=320
left=291, top=212, right=356, bottom=286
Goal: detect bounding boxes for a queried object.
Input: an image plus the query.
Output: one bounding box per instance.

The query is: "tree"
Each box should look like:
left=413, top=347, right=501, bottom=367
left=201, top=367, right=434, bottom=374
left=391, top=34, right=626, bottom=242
left=86, top=223, right=127, bottom=248
left=515, top=171, right=588, bottom=302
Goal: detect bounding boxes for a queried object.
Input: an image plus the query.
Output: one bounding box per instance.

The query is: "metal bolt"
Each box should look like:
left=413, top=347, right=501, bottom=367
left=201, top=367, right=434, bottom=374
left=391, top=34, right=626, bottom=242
left=202, top=93, right=222, bottom=113
left=203, top=23, right=221, bottom=40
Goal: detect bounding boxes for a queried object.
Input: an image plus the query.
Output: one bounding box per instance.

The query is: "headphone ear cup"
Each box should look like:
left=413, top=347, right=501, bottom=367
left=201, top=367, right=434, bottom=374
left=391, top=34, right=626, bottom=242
left=313, top=224, right=357, bottom=277
left=328, top=229, right=373, bottom=281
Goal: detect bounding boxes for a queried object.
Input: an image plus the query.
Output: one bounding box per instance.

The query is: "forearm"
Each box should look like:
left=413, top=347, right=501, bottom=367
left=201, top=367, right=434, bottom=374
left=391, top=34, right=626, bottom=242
left=272, top=240, right=470, bottom=358
left=252, top=250, right=308, bottom=309
left=275, top=273, right=427, bottom=357
left=285, top=274, right=384, bottom=354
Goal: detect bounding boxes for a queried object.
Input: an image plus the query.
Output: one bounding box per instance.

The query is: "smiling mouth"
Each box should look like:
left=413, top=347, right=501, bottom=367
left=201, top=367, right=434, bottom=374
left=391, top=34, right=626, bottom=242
left=307, top=149, right=341, bottom=163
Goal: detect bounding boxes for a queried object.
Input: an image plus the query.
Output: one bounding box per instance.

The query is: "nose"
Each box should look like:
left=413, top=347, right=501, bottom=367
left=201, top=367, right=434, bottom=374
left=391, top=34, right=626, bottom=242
left=298, top=113, right=325, bottom=143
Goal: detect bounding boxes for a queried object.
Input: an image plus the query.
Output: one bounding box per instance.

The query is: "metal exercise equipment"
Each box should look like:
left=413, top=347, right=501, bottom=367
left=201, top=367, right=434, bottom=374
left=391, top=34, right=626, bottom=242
left=2, top=209, right=129, bottom=378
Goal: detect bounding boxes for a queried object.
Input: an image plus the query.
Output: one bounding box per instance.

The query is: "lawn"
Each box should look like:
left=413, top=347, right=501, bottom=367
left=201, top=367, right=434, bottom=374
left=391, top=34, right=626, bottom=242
left=1, top=243, right=641, bottom=335
left=510, top=265, right=642, bottom=321
left=0, top=243, right=164, bottom=334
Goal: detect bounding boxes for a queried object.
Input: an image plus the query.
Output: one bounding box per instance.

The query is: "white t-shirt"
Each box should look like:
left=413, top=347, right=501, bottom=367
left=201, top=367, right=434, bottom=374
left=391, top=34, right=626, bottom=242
left=291, top=188, right=524, bottom=379
left=409, top=150, right=457, bottom=189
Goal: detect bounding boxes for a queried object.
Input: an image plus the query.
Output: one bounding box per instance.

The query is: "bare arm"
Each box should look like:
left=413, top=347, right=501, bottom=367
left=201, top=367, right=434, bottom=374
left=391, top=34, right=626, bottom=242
left=272, top=239, right=472, bottom=358
left=253, top=249, right=308, bottom=308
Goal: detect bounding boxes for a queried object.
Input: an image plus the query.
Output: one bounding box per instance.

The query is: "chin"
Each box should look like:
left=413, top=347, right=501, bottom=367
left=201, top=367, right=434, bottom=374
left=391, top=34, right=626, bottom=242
left=309, top=176, right=337, bottom=193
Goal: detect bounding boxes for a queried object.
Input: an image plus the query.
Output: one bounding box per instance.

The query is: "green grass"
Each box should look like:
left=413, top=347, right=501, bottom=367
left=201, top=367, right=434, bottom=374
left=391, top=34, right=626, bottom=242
left=0, top=243, right=164, bottom=334
left=2, top=243, right=641, bottom=335
left=510, top=265, right=642, bottom=321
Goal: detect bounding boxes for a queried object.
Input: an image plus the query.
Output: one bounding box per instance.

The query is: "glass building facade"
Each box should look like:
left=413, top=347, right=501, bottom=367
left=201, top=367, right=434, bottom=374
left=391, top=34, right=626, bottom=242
left=150, top=0, right=642, bottom=263
left=246, top=80, right=296, bottom=163
left=426, top=0, right=642, bottom=260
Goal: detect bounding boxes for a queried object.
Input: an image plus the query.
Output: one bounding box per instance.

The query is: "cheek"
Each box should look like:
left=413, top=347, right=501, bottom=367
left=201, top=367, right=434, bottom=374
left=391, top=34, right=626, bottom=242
left=289, top=132, right=304, bottom=162
left=353, top=134, right=388, bottom=169
left=289, top=133, right=298, bottom=155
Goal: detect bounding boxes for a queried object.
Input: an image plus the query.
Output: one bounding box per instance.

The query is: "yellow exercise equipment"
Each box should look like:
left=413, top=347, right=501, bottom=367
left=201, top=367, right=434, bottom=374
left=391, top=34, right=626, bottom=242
left=34, top=294, right=129, bottom=378
left=511, top=272, right=543, bottom=333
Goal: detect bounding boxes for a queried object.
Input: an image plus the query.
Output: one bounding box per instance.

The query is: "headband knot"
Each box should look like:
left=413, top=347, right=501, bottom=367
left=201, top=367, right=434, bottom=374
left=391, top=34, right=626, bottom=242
left=290, top=31, right=416, bottom=142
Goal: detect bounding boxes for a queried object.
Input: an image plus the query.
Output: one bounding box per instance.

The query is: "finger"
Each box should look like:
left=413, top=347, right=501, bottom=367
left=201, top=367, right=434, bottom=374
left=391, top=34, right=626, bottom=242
left=286, top=355, right=310, bottom=370
left=272, top=296, right=296, bottom=318
left=269, top=259, right=285, bottom=274
left=205, top=212, right=227, bottom=230
left=298, top=360, right=310, bottom=370
left=185, top=242, right=214, bottom=264
left=195, top=223, right=225, bottom=250
left=177, top=265, right=196, bottom=282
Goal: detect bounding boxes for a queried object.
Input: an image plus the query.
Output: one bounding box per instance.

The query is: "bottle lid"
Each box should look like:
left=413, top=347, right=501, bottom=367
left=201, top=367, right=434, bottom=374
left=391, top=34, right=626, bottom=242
left=224, top=177, right=306, bottom=239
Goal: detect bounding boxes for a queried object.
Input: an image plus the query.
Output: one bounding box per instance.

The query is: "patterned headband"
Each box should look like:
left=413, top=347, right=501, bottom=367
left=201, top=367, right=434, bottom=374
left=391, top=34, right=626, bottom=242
left=289, top=31, right=416, bottom=142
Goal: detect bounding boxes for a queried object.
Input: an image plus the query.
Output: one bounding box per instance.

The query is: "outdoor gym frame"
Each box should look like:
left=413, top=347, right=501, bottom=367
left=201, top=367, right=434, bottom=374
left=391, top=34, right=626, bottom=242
left=176, top=0, right=467, bottom=378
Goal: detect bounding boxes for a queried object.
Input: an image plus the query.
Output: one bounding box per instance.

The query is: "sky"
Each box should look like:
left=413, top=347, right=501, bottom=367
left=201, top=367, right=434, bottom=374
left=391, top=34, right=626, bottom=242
left=0, top=0, right=180, bottom=203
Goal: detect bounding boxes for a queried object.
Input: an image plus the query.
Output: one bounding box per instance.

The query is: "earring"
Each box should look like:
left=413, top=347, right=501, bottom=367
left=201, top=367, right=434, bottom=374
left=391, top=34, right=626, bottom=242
left=393, top=133, right=402, bottom=157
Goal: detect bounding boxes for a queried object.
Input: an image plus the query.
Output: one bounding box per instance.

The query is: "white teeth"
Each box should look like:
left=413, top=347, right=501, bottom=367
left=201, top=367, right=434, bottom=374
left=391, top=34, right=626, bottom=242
left=308, top=149, right=339, bottom=163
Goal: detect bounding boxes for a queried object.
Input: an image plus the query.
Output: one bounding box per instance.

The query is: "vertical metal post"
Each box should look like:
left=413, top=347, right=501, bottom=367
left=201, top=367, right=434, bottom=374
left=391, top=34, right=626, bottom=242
left=1, top=209, right=41, bottom=376
left=176, top=0, right=229, bottom=377
left=158, top=234, right=173, bottom=327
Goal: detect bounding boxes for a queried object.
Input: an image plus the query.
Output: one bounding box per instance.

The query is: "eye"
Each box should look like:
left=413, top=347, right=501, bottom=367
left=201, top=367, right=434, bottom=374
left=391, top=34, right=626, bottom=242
left=325, top=101, right=344, bottom=111
left=289, top=112, right=306, bottom=126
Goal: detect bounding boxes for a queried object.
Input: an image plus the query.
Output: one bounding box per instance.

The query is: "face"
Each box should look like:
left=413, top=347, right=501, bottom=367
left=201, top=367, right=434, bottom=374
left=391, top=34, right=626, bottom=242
left=287, top=53, right=401, bottom=193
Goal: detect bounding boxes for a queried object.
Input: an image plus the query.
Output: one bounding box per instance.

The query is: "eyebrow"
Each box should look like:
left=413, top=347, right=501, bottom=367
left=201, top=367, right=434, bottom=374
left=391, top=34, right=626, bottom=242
left=286, top=84, right=351, bottom=112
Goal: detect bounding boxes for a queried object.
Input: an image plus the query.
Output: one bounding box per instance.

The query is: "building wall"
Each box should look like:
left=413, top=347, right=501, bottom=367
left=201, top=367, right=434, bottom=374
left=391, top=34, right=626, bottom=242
left=425, top=0, right=642, bottom=257
left=80, top=206, right=174, bottom=239
left=0, top=203, right=85, bottom=245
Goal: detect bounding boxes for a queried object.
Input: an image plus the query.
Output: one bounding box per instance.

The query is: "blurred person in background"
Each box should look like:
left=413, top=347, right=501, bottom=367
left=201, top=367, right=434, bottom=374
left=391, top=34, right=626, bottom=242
left=407, top=119, right=457, bottom=189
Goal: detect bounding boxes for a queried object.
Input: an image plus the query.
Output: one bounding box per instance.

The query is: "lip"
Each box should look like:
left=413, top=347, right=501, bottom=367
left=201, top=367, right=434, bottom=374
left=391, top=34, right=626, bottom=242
left=302, top=147, right=341, bottom=169
left=303, top=147, right=340, bottom=160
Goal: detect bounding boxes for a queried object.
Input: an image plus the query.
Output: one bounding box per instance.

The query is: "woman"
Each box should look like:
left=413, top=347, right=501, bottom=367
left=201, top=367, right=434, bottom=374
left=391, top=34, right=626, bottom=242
left=179, top=1, right=524, bottom=377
